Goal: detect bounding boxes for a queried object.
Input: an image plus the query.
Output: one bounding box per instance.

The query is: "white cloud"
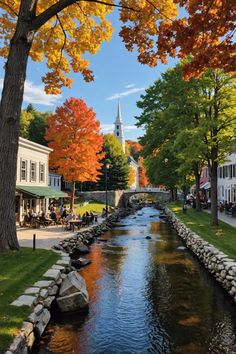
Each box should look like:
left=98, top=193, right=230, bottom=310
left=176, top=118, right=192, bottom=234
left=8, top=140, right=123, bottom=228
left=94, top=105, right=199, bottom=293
left=125, top=83, right=135, bottom=89
left=101, top=123, right=138, bottom=134
left=101, top=124, right=114, bottom=133
left=106, top=87, right=145, bottom=101
left=0, top=79, right=61, bottom=106
left=124, top=125, right=138, bottom=132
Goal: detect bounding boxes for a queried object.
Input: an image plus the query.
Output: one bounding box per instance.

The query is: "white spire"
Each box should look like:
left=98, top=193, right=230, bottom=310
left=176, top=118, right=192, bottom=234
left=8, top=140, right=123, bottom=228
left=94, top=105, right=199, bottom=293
left=116, top=99, right=123, bottom=123
left=114, top=100, right=125, bottom=153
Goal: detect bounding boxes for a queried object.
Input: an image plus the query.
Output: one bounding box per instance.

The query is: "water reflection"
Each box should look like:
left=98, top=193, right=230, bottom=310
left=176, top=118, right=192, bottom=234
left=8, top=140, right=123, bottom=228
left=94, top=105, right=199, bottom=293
left=38, top=207, right=236, bottom=354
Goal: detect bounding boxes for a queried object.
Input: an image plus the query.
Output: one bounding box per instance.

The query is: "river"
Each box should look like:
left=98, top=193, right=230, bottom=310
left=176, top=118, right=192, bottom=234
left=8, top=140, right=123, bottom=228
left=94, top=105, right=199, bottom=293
left=37, top=206, right=236, bottom=354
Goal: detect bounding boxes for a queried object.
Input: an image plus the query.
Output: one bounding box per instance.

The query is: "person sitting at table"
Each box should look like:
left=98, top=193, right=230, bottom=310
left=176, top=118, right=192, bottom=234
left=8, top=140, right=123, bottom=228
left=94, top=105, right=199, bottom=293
left=62, top=206, right=68, bottom=219
left=50, top=208, right=57, bottom=224
left=66, top=209, right=75, bottom=221
left=27, top=209, right=33, bottom=223
left=82, top=213, right=88, bottom=226
left=39, top=212, right=51, bottom=227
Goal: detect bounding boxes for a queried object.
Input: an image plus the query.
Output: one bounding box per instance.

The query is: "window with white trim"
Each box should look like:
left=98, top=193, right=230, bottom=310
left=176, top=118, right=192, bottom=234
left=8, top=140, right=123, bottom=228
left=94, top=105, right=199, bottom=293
left=39, top=163, right=45, bottom=182
left=21, top=160, right=27, bottom=181
left=30, top=162, right=36, bottom=182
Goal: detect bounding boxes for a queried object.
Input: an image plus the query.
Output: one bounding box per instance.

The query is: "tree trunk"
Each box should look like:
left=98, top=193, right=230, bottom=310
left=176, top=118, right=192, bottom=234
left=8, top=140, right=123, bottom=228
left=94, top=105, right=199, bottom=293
left=70, top=181, right=76, bottom=210
left=210, top=157, right=218, bottom=226
left=194, top=171, right=201, bottom=212
left=0, top=2, right=34, bottom=250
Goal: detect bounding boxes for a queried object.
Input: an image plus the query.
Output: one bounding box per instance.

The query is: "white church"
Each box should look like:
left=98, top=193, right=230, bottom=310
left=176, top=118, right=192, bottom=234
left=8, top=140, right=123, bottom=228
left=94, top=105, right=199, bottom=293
left=113, top=101, right=139, bottom=189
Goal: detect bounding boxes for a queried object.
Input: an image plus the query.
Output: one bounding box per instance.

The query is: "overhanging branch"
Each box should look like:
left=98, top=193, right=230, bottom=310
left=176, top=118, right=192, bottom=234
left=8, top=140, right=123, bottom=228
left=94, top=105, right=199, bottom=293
left=31, top=0, right=138, bottom=31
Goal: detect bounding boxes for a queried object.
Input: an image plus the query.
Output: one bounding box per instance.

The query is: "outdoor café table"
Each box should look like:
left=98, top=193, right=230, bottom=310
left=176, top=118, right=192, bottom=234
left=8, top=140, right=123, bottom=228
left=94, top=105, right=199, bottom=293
left=69, top=219, right=83, bottom=232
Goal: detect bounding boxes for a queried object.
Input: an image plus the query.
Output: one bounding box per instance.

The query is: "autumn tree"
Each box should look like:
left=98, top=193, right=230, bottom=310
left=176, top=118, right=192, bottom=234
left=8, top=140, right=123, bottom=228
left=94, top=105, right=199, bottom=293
left=138, top=157, right=148, bottom=188
left=45, top=98, right=104, bottom=209
left=0, top=0, right=234, bottom=249
left=20, top=107, right=34, bottom=139
left=157, top=1, right=236, bottom=79
left=128, top=167, right=136, bottom=188
left=126, top=140, right=143, bottom=161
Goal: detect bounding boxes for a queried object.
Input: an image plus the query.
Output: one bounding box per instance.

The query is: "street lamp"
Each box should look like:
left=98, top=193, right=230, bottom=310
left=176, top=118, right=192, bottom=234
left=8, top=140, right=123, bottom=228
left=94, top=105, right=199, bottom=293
left=105, top=162, right=110, bottom=217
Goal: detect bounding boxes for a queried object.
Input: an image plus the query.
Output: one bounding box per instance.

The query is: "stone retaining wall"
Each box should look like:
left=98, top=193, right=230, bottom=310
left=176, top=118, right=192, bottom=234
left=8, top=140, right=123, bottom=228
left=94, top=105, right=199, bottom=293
left=5, top=208, right=130, bottom=354
left=165, top=208, right=236, bottom=303
left=6, top=252, right=72, bottom=354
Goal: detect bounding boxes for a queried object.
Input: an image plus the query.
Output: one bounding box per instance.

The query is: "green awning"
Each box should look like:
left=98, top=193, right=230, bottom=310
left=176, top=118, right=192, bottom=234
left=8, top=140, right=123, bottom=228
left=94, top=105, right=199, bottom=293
left=16, top=185, right=68, bottom=198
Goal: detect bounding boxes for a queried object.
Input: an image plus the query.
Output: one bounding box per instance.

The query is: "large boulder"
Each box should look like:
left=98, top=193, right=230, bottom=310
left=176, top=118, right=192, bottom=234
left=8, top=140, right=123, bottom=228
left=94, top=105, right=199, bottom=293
left=57, top=292, right=88, bottom=313
left=56, top=271, right=89, bottom=312
left=70, top=242, right=90, bottom=257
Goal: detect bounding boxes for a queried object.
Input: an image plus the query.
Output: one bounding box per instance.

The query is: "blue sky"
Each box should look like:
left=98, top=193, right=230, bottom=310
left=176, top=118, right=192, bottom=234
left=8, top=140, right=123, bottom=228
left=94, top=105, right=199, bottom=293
left=0, top=10, right=178, bottom=142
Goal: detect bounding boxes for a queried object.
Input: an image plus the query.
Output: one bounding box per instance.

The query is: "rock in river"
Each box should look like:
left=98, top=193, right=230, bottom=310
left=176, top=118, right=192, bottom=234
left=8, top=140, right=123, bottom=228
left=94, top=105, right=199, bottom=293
left=57, top=271, right=89, bottom=313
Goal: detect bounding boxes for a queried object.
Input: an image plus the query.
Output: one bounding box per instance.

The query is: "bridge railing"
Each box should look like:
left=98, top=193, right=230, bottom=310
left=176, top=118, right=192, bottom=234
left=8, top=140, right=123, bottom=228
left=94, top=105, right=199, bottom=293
left=124, top=188, right=169, bottom=193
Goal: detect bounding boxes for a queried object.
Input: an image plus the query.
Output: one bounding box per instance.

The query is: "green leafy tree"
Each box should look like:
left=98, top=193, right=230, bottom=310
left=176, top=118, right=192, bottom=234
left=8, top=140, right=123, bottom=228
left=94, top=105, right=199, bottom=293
left=98, top=134, right=129, bottom=191
left=136, top=66, right=236, bottom=224
left=28, top=112, right=49, bottom=146
left=19, top=109, right=34, bottom=139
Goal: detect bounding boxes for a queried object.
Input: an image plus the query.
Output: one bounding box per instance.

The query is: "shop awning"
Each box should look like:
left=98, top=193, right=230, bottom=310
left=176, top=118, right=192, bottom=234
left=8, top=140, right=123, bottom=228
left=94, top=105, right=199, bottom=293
left=16, top=185, right=68, bottom=198
left=200, top=181, right=211, bottom=190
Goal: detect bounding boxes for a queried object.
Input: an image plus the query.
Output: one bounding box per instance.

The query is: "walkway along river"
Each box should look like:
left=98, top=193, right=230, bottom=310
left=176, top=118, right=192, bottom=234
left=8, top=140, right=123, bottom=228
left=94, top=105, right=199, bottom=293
left=37, top=206, right=236, bottom=354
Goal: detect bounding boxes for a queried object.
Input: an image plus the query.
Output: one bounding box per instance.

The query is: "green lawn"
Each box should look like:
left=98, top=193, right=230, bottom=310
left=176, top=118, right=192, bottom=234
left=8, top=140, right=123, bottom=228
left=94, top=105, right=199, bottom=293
left=65, top=201, right=107, bottom=215
left=168, top=202, right=236, bottom=261
left=0, top=248, right=59, bottom=353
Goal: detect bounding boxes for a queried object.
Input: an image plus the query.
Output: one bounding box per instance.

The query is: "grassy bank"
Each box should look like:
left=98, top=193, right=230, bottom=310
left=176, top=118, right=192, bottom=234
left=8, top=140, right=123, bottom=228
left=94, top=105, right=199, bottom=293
left=0, top=248, right=59, bottom=353
left=66, top=201, right=107, bottom=215
left=168, top=202, right=236, bottom=261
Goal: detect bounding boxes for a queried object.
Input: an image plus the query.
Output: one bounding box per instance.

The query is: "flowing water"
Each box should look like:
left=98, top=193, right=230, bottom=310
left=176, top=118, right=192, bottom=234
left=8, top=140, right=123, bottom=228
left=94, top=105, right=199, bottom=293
left=37, top=206, right=236, bottom=354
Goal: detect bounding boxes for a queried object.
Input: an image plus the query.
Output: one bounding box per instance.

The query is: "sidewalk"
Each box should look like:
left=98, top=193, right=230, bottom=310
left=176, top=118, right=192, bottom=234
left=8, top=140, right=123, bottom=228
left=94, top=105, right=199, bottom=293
left=205, top=210, right=236, bottom=228
left=17, top=218, right=103, bottom=250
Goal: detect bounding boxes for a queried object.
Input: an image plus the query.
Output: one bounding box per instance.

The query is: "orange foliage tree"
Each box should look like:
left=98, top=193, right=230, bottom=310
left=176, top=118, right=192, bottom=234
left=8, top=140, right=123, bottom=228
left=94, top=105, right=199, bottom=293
left=128, top=167, right=136, bottom=188
left=157, top=1, right=236, bottom=79
left=45, top=98, right=104, bottom=209
left=138, top=157, right=149, bottom=188
left=126, top=140, right=143, bottom=161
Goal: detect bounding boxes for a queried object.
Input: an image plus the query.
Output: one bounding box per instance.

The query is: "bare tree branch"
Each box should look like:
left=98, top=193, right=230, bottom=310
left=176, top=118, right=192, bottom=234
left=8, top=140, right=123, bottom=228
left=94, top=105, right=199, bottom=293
left=46, top=18, right=59, bottom=45
left=55, top=14, right=67, bottom=70
left=146, top=0, right=175, bottom=23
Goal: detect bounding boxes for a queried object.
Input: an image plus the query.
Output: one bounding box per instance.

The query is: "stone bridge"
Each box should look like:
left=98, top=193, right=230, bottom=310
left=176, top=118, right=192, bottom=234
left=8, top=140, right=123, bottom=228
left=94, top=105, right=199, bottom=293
left=76, top=188, right=170, bottom=208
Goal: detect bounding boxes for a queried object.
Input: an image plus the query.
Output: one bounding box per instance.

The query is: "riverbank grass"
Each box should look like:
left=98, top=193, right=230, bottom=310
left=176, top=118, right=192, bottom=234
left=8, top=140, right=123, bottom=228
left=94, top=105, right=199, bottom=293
left=0, top=248, right=59, bottom=353
left=168, top=202, right=236, bottom=261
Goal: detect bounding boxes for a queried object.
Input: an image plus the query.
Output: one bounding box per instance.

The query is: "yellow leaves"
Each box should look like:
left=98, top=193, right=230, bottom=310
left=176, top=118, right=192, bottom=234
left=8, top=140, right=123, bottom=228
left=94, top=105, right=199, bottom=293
left=119, top=0, right=177, bottom=67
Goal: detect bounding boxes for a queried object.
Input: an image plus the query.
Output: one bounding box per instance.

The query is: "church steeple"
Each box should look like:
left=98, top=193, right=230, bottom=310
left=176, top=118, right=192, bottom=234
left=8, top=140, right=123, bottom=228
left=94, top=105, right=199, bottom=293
left=114, top=100, right=125, bottom=152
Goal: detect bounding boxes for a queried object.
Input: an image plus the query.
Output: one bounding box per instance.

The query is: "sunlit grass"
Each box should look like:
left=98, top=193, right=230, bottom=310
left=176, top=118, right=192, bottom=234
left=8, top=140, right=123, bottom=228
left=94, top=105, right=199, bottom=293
left=0, top=248, right=59, bottom=353
left=167, top=202, right=236, bottom=261
left=65, top=201, right=107, bottom=215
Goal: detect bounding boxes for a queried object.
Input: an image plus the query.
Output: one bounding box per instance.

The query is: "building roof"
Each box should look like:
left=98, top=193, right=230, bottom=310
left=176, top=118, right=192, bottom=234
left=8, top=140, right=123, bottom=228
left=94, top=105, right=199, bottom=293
left=128, top=155, right=139, bottom=167
left=19, top=137, right=52, bottom=154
